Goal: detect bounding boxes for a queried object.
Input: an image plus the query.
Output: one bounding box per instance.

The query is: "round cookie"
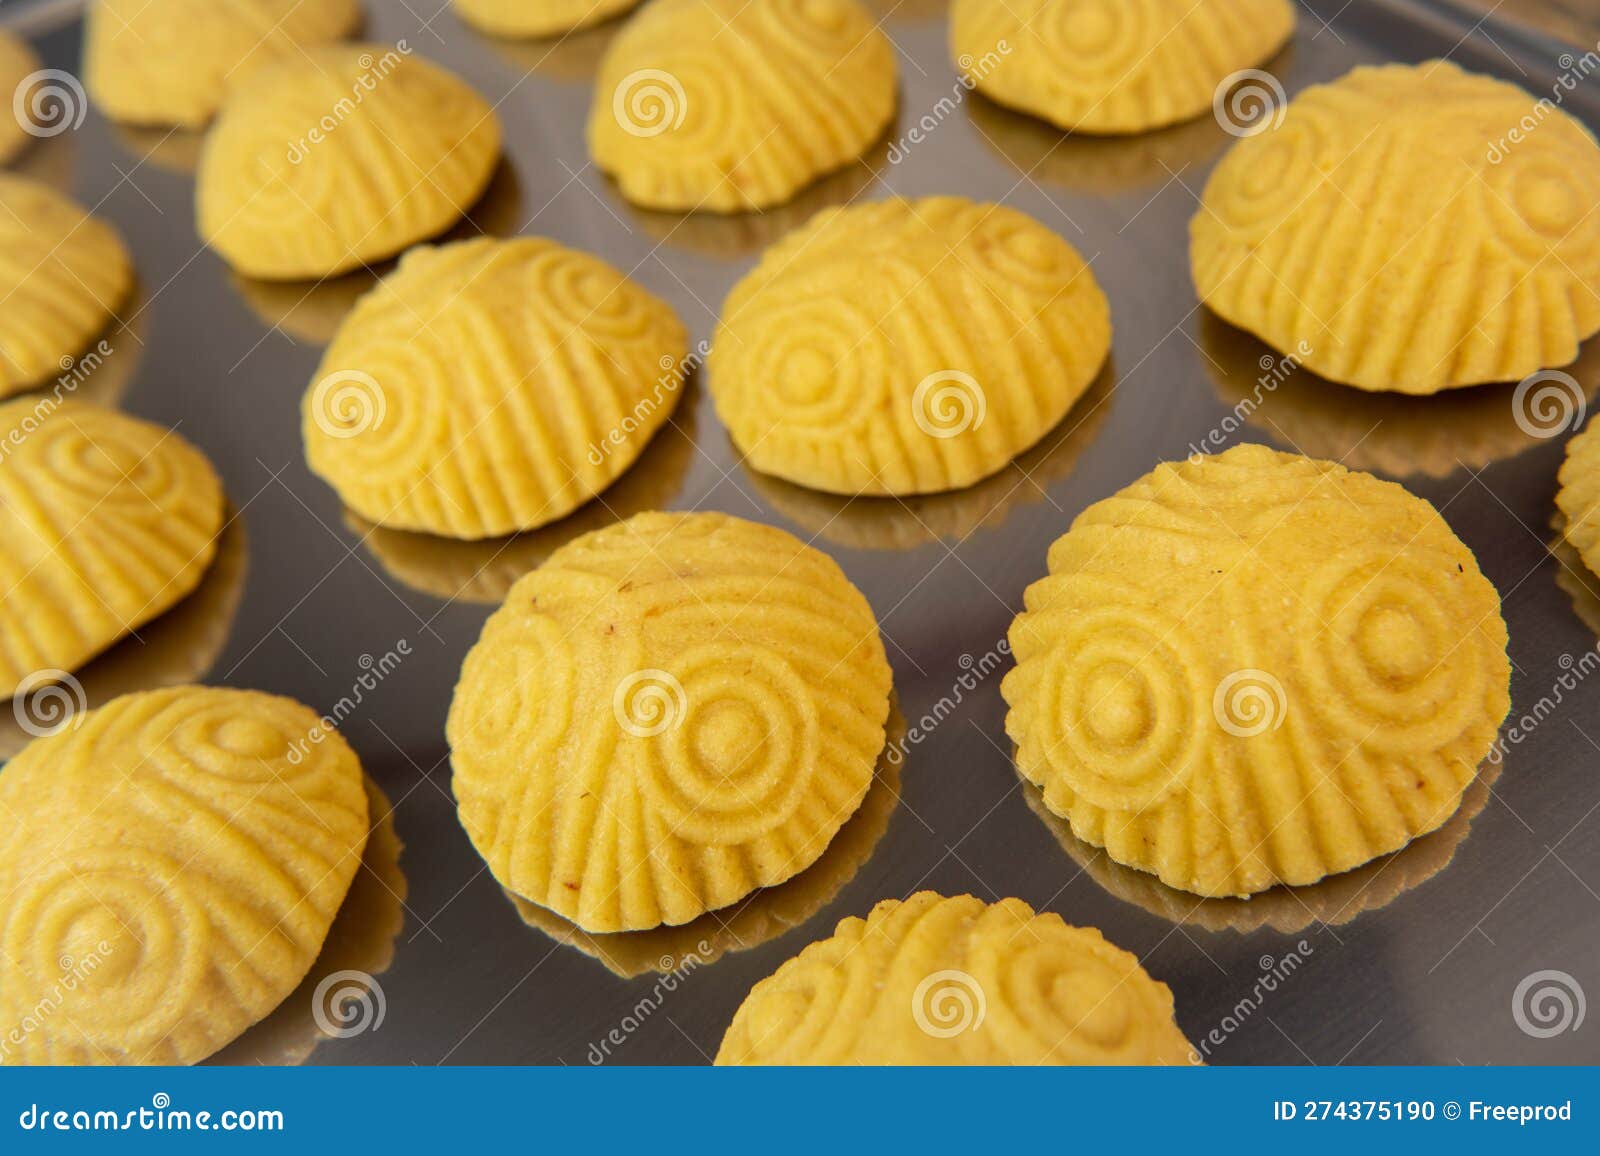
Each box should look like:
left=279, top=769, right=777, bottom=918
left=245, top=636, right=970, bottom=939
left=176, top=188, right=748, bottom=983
left=709, top=196, right=1111, bottom=495
left=84, top=0, right=361, bottom=128
left=303, top=237, right=688, bottom=540
left=951, top=0, right=1294, bottom=135
left=0, top=176, right=133, bottom=398
left=1003, top=444, right=1510, bottom=898
left=0, top=31, right=43, bottom=164
left=716, top=892, right=1196, bottom=1064
left=0, top=400, right=224, bottom=702
left=454, top=0, right=640, bottom=37
left=197, top=45, right=502, bottom=280
left=1191, top=60, right=1600, bottom=393
left=588, top=0, right=896, bottom=212
left=1556, top=417, right=1600, bottom=582
left=447, top=511, right=893, bottom=933
left=0, top=686, right=369, bottom=1065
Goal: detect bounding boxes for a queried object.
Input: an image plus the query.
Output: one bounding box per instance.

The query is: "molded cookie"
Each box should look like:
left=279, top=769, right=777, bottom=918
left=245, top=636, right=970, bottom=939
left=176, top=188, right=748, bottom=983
left=1556, top=418, right=1600, bottom=583
left=303, top=237, right=688, bottom=539
left=1003, top=444, right=1510, bottom=897
left=0, top=686, right=368, bottom=1065
left=588, top=0, right=896, bottom=212
left=447, top=512, right=893, bottom=933
left=951, top=0, right=1294, bottom=134
left=1191, top=60, right=1600, bottom=393
left=0, top=400, right=224, bottom=699
left=455, top=0, right=640, bottom=38
left=0, top=176, right=133, bottom=397
left=0, top=31, right=42, bottom=163
left=197, top=46, right=501, bottom=279
left=716, top=892, right=1195, bottom=1064
left=84, top=0, right=360, bottom=127
left=710, top=196, right=1111, bottom=495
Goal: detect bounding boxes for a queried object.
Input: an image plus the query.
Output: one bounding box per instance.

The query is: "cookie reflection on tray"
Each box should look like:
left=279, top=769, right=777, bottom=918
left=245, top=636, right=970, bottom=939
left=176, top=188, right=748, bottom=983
left=1200, top=313, right=1600, bottom=479
left=476, top=17, right=623, bottom=83
left=113, top=124, right=205, bottom=175
left=1551, top=514, right=1600, bottom=640
left=212, top=777, right=407, bottom=1066
left=1022, top=762, right=1497, bottom=935
left=508, top=703, right=905, bottom=977
left=746, top=362, right=1112, bottom=551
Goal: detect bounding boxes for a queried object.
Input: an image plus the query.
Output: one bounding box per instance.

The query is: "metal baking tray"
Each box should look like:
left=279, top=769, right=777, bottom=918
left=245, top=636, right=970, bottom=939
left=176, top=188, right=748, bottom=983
left=6, top=0, right=1598, bottom=1065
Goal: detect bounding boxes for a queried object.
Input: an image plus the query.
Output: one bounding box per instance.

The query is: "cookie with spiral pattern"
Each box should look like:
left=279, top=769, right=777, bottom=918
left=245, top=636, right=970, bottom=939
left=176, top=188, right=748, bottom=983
left=951, top=0, right=1293, bottom=134
left=454, top=0, right=640, bottom=37
left=1191, top=61, right=1600, bottom=393
left=1003, top=444, right=1510, bottom=897
left=717, top=892, right=1195, bottom=1064
left=197, top=45, right=501, bottom=279
left=0, top=400, right=224, bottom=699
left=303, top=237, right=688, bottom=539
left=447, top=511, right=893, bottom=932
left=588, top=0, right=895, bottom=212
left=1556, top=418, right=1600, bottom=583
left=84, top=0, right=360, bottom=128
left=0, top=686, right=368, bottom=1065
left=709, top=197, right=1111, bottom=495
left=0, top=177, right=132, bottom=397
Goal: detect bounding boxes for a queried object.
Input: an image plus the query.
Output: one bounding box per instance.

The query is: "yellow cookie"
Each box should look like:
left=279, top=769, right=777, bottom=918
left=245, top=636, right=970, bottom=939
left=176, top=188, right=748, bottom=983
left=951, top=0, right=1294, bottom=134
left=84, top=0, right=360, bottom=128
left=0, top=31, right=43, bottom=164
left=197, top=46, right=502, bottom=280
left=709, top=196, right=1111, bottom=495
left=1192, top=61, right=1600, bottom=393
left=0, top=176, right=133, bottom=398
left=1556, top=418, right=1600, bottom=582
left=717, top=892, right=1195, bottom=1064
left=0, top=400, right=224, bottom=700
left=588, top=0, right=896, bottom=212
left=303, top=237, right=688, bottom=539
left=1003, top=444, right=1510, bottom=897
left=447, top=512, right=892, bottom=933
left=454, top=0, right=640, bottom=37
left=0, top=686, right=368, bottom=1065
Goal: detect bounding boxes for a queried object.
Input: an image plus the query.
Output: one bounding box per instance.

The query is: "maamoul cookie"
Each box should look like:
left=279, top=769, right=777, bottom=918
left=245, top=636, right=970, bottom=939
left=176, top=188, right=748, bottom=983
left=0, top=686, right=369, bottom=1065
left=0, top=176, right=133, bottom=397
left=303, top=237, right=688, bottom=539
left=716, top=892, right=1195, bottom=1064
left=0, top=31, right=42, bottom=163
left=1003, top=444, right=1510, bottom=897
left=197, top=46, right=501, bottom=279
left=0, top=400, right=224, bottom=701
left=951, top=0, right=1294, bottom=134
left=84, top=0, right=360, bottom=127
left=1192, top=60, right=1600, bottom=393
left=709, top=196, right=1111, bottom=495
left=447, top=512, right=893, bottom=933
left=455, top=0, right=640, bottom=37
left=588, top=0, right=895, bottom=212
left=1556, top=418, right=1600, bottom=583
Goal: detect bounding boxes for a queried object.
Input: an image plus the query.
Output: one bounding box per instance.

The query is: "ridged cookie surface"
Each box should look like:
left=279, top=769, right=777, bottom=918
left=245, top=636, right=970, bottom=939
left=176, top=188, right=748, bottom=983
left=1003, top=444, right=1510, bottom=897
left=0, top=401, right=224, bottom=698
left=454, top=0, right=640, bottom=37
left=197, top=46, right=501, bottom=279
left=717, top=892, right=1195, bottom=1064
left=951, top=0, right=1293, bottom=134
left=588, top=0, right=895, bottom=211
left=1557, top=419, right=1600, bottom=582
left=447, top=512, right=893, bottom=932
left=0, top=687, right=369, bottom=1065
left=84, top=0, right=360, bottom=127
left=1192, top=61, right=1600, bottom=393
left=303, top=238, right=688, bottom=539
left=0, top=177, right=132, bottom=397
left=710, top=197, right=1110, bottom=495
